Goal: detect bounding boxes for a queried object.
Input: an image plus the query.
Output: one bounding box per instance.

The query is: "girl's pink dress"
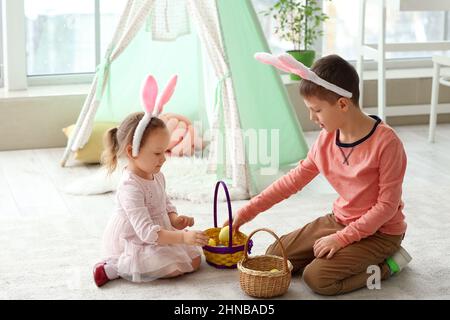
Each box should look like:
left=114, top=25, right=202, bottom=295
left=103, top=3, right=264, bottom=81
left=101, top=169, right=201, bottom=282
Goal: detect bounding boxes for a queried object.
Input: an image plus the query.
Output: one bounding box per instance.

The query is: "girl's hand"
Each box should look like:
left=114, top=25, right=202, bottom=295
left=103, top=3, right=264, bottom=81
left=313, top=235, right=344, bottom=259
left=171, top=214, right=194, bottom=230
left=183, top=230, right=209, bottom=246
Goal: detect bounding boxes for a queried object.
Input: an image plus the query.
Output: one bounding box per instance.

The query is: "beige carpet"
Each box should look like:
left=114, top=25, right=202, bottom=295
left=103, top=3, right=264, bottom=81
left=1, top=176, right=448, bottom=300
left=1, top=125, right=450, bottom=299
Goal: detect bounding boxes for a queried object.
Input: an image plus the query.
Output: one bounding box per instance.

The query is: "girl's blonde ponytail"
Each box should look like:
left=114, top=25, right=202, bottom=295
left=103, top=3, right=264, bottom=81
left=101, top=127, right=119, bottom=174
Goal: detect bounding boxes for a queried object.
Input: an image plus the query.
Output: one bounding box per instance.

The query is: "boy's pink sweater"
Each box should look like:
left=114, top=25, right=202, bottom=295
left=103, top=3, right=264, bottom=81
left=238, top=117, right=407, bottom=247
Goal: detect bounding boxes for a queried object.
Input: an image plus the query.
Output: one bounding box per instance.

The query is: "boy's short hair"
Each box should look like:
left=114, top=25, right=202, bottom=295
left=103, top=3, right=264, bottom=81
left=299, top=54, right=360, bottom=106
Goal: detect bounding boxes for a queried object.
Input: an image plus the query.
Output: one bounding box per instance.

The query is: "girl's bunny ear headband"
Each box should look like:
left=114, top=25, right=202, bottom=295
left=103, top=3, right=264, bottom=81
left=254, top=52, right=352, bottom=98
left=132, top=74, right=178, bottom=157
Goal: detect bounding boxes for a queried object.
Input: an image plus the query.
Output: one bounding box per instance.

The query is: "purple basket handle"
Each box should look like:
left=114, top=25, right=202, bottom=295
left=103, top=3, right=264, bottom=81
left=213, top=181, right=233, bottom=249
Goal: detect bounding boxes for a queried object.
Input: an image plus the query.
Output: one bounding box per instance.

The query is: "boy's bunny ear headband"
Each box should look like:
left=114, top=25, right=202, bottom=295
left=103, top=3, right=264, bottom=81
left=254, top=52, right=352, bottom=98
left=132, top=74, right=178, bottom=157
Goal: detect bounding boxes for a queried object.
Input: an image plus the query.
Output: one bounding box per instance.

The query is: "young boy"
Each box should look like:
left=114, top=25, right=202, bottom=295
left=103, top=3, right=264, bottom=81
left=229, top=54, right=412, bottom=296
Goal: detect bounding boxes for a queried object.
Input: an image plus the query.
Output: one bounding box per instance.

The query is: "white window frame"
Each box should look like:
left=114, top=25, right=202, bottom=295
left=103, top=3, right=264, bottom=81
left=0, top=0, right=4, bottom=88
left=1, top=0, right=102, bottom=89
left=2, top=0, right=27, bottom=90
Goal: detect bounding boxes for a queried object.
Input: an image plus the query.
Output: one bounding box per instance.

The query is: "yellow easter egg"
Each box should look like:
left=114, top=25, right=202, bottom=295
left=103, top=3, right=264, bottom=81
left=270, top=268, right=280, bottom=273
left=218, top=226, right=230, bottom=244
left=208, top=238, right=216, bottom=246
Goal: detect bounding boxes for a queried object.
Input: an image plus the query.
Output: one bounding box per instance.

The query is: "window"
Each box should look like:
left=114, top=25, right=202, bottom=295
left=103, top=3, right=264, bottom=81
left=252, top=0, right=294, bottom=55
left=0, top=0, right=125, bottom=88
left=25, top=0, right=96, bottom=75
left=322, top=0, right=446, bottom=60
left=99, top=1, right=126, bottom=58
left=24, top=0, right=125, bottom=77
left=253, top=0, right=449, bottom=64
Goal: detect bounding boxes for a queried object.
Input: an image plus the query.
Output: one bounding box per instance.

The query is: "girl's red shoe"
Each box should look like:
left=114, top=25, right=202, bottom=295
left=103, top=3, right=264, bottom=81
left=93, top=262, right=110, bottom=287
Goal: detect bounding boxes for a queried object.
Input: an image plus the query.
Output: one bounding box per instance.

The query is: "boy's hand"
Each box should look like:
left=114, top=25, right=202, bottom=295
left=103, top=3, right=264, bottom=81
left=223, top=214, right=245, bottom=234
left=172, top=215, right=195, bottom=230
left=313, top=235, right=343, bottom=259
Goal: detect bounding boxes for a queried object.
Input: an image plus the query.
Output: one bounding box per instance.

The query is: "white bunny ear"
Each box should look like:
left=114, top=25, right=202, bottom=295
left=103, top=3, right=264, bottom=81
left=141, top=75, right=158, bottom=114
left=154, top=75, right=178, bottom=116
left=277, top=53, right=314, bottom=79
left=255, top=52, right=314, bottom=80
left=255, top=51, right=353, bottom=98
left=254, top=52, right=292, bottom=73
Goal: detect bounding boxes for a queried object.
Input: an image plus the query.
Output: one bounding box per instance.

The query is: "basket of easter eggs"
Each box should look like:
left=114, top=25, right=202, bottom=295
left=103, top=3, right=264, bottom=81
left=237, top=228, right=293, bottom=298
left=202, top=181, right=253, bottom=269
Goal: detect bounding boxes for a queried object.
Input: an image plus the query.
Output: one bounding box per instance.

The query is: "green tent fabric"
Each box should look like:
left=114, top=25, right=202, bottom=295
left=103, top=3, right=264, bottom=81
left=216, top=0, right=309, bottom=195
left=62, top=0, right=309, bottom=198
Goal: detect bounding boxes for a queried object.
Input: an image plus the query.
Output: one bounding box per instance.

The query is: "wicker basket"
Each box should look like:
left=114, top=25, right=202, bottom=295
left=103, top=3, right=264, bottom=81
left=202, top=181, right=253, bottom=269
left=237, top=228, right=293, bottom=298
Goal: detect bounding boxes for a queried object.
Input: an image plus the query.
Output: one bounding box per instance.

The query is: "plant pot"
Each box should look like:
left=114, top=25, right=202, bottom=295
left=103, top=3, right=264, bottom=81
left=286, top=50, right=316, bottom=81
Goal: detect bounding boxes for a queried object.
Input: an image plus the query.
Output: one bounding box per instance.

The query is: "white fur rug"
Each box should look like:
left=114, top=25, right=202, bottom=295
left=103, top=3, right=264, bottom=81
left=1, top=185, right=447, bottom=300
left=63, top=157, right=248, bottom=202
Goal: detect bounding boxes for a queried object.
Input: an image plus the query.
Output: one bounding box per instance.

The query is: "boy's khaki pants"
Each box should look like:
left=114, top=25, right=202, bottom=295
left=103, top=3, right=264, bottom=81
left=266, top=213, right=403, bottom=296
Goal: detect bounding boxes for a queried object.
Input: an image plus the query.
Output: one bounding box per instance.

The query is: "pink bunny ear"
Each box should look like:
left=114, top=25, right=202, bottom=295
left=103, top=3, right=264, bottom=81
left=141, top=75, right=158, bottom=114
left=278, top=53, right=311, bottom=79
left=254, top=52, right=292, bottom=73
left=155, top=75, right=178, bottom=115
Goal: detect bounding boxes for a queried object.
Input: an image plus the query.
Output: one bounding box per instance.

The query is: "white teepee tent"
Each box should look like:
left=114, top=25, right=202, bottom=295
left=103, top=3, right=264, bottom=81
left=61, top=0, right=308, bottom=199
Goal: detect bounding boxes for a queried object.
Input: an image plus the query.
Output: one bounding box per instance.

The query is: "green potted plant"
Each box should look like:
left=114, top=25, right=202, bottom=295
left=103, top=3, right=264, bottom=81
left=263, top=0, right=330, bottom=80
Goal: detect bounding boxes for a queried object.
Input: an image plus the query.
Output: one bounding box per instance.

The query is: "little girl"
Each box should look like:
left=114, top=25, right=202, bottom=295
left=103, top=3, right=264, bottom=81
left=93, top=75, right=209, bottom=287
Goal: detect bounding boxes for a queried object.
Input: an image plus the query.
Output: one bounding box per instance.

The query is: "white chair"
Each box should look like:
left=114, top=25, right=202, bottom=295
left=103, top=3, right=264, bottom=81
left=429, top=55, right=450, bottom=142
left=357, top=0, right=450, bottom=121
